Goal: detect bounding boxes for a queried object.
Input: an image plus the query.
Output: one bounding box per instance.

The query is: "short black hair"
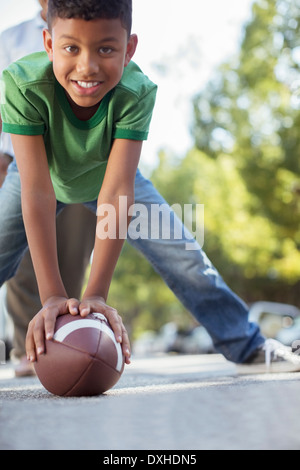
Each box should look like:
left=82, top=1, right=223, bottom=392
left=47, top=0, right=132, bottom=36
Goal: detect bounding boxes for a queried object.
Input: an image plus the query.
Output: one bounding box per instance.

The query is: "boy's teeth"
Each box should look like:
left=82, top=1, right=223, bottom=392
left=77, top=81, right=99, bottom=88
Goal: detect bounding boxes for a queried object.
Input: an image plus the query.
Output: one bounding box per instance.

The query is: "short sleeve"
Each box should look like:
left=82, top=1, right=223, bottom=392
left=1, top=67, right=45, bottom=135
left=113, top=84, right=157, bottom=141
left=0, top=32, right=11, bottom=73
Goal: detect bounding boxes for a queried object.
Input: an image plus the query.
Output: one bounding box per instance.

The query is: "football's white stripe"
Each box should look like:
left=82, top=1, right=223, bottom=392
left=53, top=319, right=123, bottom=372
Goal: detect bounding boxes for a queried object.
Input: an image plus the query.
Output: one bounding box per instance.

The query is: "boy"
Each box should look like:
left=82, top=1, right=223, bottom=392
left=1, top=0, right=155, bottom=364
left=1, top=0, right=299, bottom=372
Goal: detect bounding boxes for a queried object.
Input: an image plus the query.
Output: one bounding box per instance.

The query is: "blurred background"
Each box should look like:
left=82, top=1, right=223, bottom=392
left=1, top=0, right=300, bottom=356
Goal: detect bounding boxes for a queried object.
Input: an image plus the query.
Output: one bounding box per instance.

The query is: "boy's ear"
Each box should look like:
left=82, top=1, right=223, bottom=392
left=43, top=28, right=54, bottom=62
left=124, top=34, right=138, bottom=67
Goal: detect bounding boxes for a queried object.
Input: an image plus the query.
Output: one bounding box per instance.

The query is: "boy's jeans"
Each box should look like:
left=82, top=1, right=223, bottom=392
left=0, top=161, right=264, bottom=363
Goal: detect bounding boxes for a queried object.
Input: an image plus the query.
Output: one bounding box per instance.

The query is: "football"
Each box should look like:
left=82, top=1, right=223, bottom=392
left=34, top=312, right=124, bottom=397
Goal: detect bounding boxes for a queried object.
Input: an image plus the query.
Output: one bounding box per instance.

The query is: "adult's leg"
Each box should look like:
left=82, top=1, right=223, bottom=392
left=55, top=204, right=96, bottom=299
left=5, top=250, right=40, bottom=360
left=127, top=170, right=265, bottom=363
left=0, top=161, right=29, bottom=286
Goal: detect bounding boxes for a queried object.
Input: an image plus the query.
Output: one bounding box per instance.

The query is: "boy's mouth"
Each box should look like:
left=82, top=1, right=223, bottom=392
left=70, top=80, right=103, bottom=95
left=76, top=80, right=101, bottom=89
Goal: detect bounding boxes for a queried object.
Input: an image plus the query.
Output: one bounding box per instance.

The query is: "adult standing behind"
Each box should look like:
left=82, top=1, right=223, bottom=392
left=0, top=0, right=96, bottom=376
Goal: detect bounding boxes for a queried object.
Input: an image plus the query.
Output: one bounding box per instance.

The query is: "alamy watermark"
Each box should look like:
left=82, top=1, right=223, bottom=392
left=96, top=197, right=204, bottom=250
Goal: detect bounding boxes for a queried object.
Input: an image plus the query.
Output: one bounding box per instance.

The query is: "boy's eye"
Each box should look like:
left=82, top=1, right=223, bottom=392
left=99, top=47, right=113, bottom=55
left=65, top=46, right=78, bottom=54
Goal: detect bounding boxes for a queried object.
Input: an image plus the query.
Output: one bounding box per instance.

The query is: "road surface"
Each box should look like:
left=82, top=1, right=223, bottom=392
left=0, top=353, right=300, bottom=450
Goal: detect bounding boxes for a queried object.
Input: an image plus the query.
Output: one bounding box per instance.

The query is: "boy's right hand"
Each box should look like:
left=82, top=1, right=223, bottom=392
left=25, top=296, right=80, bottom=363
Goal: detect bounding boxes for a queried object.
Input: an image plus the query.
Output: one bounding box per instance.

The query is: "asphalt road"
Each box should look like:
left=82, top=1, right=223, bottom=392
left=1, top=353, right=300, bottom=451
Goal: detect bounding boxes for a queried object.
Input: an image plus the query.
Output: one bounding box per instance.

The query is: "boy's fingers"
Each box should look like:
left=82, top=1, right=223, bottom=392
left=104, top=309, right=131, bottom=363
left=67, top=298, right=79, bottom=316
left=104, top=307, right=123, bottom=343
left=25, top=322, right=36, bottom=363
left=25, top=298, right=75, bottom=362
left=121, top=327, right=131, bottom=364
left=103, top=310, right=131, bottom=364
left=79, top=304, right=91, bottom=317
left=43, top=312, right=57, bottom=341
left=78, top=300, right=131, bottom=361
left=33, top=314, right=47, bottom=357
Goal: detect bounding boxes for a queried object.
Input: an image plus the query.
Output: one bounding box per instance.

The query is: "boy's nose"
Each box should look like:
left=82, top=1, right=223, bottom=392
left=76, top=53, right=99, bottom=76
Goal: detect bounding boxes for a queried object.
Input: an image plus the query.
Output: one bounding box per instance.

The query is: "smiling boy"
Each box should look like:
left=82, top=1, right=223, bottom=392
left=1, top=0, right=157, bottom=364
left=3, top=0, right=300, bottom=376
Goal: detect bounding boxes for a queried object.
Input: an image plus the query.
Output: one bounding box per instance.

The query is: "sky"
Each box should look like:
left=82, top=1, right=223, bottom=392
left=0, top=0, right=254, bottom=171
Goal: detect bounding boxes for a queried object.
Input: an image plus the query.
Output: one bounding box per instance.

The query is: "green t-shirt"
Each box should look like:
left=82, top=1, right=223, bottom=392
left=1, top=51, right=157, bottom=203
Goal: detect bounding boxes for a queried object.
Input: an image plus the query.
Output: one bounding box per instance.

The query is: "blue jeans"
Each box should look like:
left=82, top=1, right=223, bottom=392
left=0, top=161, right=264, bottom=363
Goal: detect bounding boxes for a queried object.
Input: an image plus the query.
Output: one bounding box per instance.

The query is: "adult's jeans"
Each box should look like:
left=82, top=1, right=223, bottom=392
left=0, top=162, right=264, bottom=363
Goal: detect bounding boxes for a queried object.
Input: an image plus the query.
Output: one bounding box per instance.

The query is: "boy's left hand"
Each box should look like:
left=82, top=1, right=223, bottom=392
left=79, top=296, right=131, bottom=365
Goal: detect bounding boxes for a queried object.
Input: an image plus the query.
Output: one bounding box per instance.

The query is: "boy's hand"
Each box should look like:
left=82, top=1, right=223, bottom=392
left=79, top=296, right=131, bottom=365
left=26, top=296, right=79, bottom=362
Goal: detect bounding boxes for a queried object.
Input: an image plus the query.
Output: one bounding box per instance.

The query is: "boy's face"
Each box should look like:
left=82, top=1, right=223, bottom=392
left=43, top=17, right=137, bottom=113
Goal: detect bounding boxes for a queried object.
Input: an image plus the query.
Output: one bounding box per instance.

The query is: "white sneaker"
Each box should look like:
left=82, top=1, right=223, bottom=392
left=237, top=338, right=300, bottom=374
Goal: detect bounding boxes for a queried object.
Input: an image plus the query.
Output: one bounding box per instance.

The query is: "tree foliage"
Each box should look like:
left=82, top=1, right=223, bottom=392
left=191, top=0, right=300, bottom=303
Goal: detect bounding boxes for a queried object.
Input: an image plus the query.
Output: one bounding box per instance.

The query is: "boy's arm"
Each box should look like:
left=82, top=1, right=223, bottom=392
left=11, top=134, right=65, bottom=301
left=11, top=134, right=79, bottom=360
left=80, top=138, right=143, bottom=362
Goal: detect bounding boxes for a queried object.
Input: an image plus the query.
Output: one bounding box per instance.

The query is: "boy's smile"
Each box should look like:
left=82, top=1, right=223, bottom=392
left=43, top=17, right=137, bottom=119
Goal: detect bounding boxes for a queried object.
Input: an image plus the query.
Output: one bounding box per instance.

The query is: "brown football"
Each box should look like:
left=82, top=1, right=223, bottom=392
left=34, top=313, right=124, bottom=397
